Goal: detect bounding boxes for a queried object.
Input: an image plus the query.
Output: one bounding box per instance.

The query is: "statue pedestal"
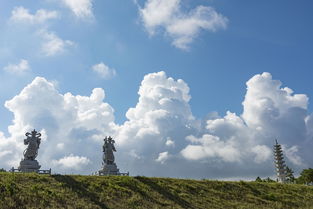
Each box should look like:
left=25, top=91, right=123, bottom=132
left=98, top=163, right=120, bottom=176
left=18, top=159, right=41, bottom=173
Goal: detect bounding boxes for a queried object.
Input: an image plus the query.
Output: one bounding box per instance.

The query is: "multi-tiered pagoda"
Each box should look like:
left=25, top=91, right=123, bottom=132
left=273, top=139, right=287, bottom=183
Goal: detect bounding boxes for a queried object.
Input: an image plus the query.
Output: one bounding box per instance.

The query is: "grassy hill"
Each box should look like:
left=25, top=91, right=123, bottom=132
left=0, top=173, right=313, bottom=209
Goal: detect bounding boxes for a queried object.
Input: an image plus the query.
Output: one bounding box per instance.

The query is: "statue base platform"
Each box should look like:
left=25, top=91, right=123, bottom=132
left=97, top=163, right=129, bottom=176
left=18, top=159, right=41, bottom=173
left=98, top=163, right=120, bottom=175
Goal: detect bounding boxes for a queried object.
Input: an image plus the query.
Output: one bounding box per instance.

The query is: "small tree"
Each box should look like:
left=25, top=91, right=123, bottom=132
left=255, top=176, right=262, bottom=182
left=297, top=168, right=313, bottom=184
left=0, top=168, right=6, bottom=172
left=286, top=166, right=295, bottom=183
left=265, top=177, right=275, bottom=183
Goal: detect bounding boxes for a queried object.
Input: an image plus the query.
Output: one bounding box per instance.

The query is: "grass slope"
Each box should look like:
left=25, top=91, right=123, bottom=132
left=0, top=173, right=313, bottom=209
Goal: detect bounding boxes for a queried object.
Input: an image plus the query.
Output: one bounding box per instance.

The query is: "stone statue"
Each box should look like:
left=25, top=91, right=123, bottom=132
left=103, top=136, right=116, bottom=165
left=23, top=130, right=41, bottom=160
left=18, top=129, right=42, bottom=172
left=97, top=136, right=129, bottom=176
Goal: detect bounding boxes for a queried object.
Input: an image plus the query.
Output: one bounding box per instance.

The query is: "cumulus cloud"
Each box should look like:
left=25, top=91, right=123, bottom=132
left=0, top=71, right=312, bottom=179
left=61, top=0, right=93, bottom=19
left=181, top=134, right=241, bottom=162
left=3, top=59, right=30, bottom=74
left=3, top=76, right=116, bottom=173
left=138, top=0, right=228, bottom=49
left=52, top=154, right=90, bottom=170
left=10, top=7, right=59, bottom=24
left=306, top=114, right=313, bottom=139
left=91, top=62, right=116, bottom=79
left=129, top=149, right=142, bottom=160
left=251, top=145, right=272, bottom=163
left=284, top=146, right=305, bottom=167
left=242, top=72, right=308, bottom=130
left=155, top=151, right=170, bottom=164
left=181, top=72, right=312, bottom=174
left=38, top=29, right=74, bottom=56
left=115, top=71, right=195, bottom=146
left=165, top=137, right=175, bottom=147
left=112, top=71, right=204, bottom=177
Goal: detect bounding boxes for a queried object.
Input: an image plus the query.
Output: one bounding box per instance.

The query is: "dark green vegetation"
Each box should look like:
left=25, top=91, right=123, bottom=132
left=0, top=173, right=313, bottom=209
left=297, top=168, right=313, bottom=184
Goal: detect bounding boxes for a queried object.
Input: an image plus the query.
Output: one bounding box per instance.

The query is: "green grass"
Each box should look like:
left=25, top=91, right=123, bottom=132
left=0, top=173, right=313, bottom=209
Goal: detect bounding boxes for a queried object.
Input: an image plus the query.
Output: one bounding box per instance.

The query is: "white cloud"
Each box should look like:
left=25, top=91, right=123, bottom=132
left=0, top=71, right=312, bottom=179
left=56, top=143, right=65, bottom=150
left=251, top=145, right=272, bottom=163
left=181, top=72, right=311, bottom=172
left=52, top=154, right=90, bottom=170
left=2, top=76, right=116, bottom=174
left=91, top=62, right=116, bottom=79
left=306, top=114, right=313, bottom=139
left=139, top=0, right=179, bottom=31
left=10, top=7, right=59, bottom=24
left=61, top=0, right=93, bottom=18
left=0, top=131, right=23, bottom=168
left=0, top=150, right=13, bottom=159
left=9, top=7, right=68, bottom=57
left=284, top=145, right=305, bottom=166
left=3, top=59, right=30, bottom=74
left=107, top=71, right=198, bottom=176
left=116, top=71, right=195, bottom=146
left=129, top=149, right=142, bottom=159
left=181, top=134, right=241, bottom=162
left=139, top=0, right=228, bottom=49
left=165, top=137, right=175, bottom=147
left=242, top=72, right=308, bottom=129
left=155, top=151, right=170, bottom=164
left=38, top=29, right=74, bottom=56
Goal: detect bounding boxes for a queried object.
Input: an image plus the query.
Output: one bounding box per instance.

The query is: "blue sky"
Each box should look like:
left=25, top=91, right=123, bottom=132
left=0, top=0, right=312, bottom=178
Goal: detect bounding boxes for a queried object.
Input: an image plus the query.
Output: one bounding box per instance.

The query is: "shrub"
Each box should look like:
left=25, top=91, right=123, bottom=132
left=297, top=168, right=313, bottom=184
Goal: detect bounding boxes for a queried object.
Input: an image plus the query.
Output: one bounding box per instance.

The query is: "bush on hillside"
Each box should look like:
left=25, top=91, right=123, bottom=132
left=297, top=168, right=313, bottom=184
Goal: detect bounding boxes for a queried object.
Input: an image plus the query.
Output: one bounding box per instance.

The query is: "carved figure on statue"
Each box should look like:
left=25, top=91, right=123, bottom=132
left=103, top=136, right=116, bottom=165
left=96, top=136, right=128, bottom=176
left=23, top=129, right=41, bottom=160
left=9, top=129, right=51, bottom=174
